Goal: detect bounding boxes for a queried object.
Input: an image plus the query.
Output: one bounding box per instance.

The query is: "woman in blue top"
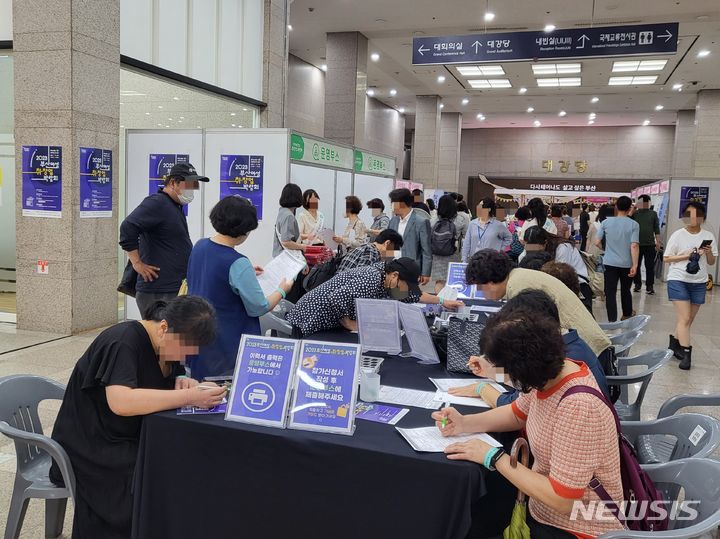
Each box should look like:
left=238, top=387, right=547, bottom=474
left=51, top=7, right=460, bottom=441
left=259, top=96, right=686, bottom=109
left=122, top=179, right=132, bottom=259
left=187, top=196, right=293, bottom=380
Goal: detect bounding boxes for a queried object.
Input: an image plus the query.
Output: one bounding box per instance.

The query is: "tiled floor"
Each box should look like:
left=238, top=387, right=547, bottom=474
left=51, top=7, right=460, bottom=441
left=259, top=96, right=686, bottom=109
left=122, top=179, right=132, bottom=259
left=0, top=287, right=719, bottom=537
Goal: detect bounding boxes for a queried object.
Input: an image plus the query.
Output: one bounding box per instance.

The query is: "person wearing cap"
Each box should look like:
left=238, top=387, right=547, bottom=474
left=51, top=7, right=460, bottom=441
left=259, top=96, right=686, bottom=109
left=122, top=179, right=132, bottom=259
left=286, top=258, right=423, bottom=337
left=119, top=162, right=208, bottom=316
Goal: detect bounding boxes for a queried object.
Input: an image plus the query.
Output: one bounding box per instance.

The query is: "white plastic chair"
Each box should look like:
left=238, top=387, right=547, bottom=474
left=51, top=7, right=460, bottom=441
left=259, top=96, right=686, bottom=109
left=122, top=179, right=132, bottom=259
left=599, top=314, right=651, bottom=334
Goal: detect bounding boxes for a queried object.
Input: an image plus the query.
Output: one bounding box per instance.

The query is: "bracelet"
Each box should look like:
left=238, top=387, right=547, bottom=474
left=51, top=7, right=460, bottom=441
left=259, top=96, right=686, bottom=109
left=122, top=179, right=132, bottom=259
left=439, top=296, right=444, bottom=305
left=483, top=447, right=501, bottom=470
left=475, top=381, right=488, bottom=395
left=276, top=287, right=287, bottom=299
left=489, top=448, right=506, bottom=471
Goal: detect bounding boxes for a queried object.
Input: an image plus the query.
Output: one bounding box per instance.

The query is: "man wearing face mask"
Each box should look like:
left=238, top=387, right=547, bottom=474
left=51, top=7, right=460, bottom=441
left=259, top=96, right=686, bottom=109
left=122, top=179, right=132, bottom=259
left=461, top=197, right=512, bottom=262
left=120, top=162, right=208, bottom=316
left=287, top=258, right=423, bottom=337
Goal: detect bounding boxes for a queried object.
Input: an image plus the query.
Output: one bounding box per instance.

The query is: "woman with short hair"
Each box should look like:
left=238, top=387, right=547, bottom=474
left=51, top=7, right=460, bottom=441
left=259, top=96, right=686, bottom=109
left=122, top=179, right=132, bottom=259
left=430, top=194, right=460, bottom=292
left=334, top=195, right=368, bottom=250
left=187, top=196, right=293, bottom=380
left=273, top=183, right=307, bottom=257
left=50, top=295, right=226, bottom=538
left=367, top=198, right=390, bottom=238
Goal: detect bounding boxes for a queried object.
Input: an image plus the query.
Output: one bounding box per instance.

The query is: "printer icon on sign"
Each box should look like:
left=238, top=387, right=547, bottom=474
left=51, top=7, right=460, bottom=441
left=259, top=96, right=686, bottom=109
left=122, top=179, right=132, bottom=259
left=247, top=388, right=269, bottom=407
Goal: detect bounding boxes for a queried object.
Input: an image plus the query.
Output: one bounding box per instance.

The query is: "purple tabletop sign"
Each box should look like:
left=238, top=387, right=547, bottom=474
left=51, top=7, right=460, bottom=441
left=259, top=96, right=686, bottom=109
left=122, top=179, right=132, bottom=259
left=79, top=147, right=112, bottom=218
left=22, top=145, right=62, bottom=218
left=219, top=154, right=264, bottom=219
left=225, top=335, right=299, bottom=428
left=148, top=153, right=190, bottom=216
left=446, top=262, right=475, bottom=299
left=288, top=340, right=361, bottom=436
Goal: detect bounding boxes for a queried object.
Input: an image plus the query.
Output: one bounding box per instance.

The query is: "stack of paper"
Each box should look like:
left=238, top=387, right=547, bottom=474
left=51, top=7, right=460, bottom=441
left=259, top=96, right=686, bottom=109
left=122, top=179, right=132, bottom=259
left=396, top=426, right=502, bottom=452
left=377, top=386, right=440, bottom=410
left=433, top=391, right=490, bottom=409
left=429, top=377, right=508, bottom=394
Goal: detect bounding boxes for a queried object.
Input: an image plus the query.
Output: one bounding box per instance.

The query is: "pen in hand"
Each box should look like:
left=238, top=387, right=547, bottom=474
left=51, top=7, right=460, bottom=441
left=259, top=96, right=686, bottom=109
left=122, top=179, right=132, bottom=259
left=441, top=401, right=450, bottom=429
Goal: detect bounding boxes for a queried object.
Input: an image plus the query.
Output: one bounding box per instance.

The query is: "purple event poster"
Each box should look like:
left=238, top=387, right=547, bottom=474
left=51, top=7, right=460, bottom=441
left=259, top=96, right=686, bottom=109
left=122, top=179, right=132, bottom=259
left=289, top=340, right=361, bottom=435
left=21, top=145, right=62, bottom=218
left=219, top=154, right=264, bottom=219
left=225, top=336, right=298, bottom=428
left=79, top=147, right=112, bottom=218
left=148, top=153, right=190, bottom=216
left=679, top=186, right=709, bottom=217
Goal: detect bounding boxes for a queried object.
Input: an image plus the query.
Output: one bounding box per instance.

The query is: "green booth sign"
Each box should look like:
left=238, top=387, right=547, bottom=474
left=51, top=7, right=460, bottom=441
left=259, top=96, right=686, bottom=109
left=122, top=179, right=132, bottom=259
left=354, top=150, right=395, bottom=176
left=290, top=133, right=354, bottom=170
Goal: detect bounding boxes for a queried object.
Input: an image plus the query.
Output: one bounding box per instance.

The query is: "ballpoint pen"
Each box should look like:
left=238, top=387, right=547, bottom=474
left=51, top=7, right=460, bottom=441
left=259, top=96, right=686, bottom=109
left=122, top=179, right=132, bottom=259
left=441, top=401, right=450, bottom=429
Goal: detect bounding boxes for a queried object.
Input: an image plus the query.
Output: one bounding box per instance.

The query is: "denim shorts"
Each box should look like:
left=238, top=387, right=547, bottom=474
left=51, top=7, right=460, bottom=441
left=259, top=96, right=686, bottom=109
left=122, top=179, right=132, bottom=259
left=667, top=280, right=707, bottom=305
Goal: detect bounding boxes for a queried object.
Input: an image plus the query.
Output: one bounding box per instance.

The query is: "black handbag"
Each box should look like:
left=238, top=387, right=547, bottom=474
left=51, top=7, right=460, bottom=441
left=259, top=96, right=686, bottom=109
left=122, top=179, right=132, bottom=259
left=447, top=318, right=486, bottom=374
left=117, top=260, right=138, bottom=298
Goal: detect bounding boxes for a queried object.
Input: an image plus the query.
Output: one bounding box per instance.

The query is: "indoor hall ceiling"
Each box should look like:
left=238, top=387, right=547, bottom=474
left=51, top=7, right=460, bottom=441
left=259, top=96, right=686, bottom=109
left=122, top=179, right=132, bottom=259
left=288, top=0, right=720, bottom=128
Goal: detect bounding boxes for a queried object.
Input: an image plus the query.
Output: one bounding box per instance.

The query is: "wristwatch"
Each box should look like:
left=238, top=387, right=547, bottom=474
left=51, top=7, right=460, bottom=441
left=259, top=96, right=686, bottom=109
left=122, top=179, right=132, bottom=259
left=488, top=448, right=506, bottom=471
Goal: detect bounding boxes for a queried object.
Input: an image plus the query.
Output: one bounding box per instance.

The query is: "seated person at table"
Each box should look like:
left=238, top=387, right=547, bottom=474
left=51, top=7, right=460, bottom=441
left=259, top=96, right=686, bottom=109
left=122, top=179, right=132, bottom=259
left=541, top=261, right=593, bottom=315
left=337, top=228, right=404, bottom=272
left=187, top=196, right=293, bottom=380
left=518, top=250, right=552, bottom=270
left=50, top=296, right=227, bottom=538
left=433, top=312, right=623, bottom=539
left=287, top=258, right=423, bottom=337
left=465, top=249, right=613, bottom=368
left=449, top=289, right=609, bottom=406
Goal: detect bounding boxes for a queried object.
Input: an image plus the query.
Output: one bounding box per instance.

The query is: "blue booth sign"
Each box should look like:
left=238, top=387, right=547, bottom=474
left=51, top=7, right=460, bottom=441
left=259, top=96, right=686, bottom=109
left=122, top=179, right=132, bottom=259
left=225, top=335, right=299, bottom=428
left=446, top=262, right=475, bottom=299
left=412, top=23, right=678, bottom=65
left=288, top=340, right=361, bottom=436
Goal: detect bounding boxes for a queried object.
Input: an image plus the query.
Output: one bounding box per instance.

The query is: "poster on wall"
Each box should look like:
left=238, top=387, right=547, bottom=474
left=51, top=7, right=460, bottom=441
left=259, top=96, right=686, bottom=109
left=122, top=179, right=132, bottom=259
left=21, top=145, right=62, bottom=218
left=79, top=147, right=112, bottom=218
left=660, top=180, right=670, bottom=193
left=650, top=184, right=660, bottom=195
left=219, top=154, right=264, bottom=219
left=149, top=154, right=190, bottom=215
left=679, top=186, right=709, bottom=217
left=395, top=180, right=411, bottom=190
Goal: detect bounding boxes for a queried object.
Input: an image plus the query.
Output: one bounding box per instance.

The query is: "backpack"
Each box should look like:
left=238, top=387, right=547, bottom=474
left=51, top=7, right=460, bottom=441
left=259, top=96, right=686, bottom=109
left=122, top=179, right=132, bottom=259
left=431, top=219, right=457, bottom=256
left=579, top=250, right=605, bottom=299
left=560, top=386, right=669, bottom=532
left=302, top=248, right=344, bottom=291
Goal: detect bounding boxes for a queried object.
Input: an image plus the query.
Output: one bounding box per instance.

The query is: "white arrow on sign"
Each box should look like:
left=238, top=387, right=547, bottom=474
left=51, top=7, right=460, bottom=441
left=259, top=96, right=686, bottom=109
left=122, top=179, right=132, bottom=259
left=576, top=34, right=589, bottom=48
left=418, top=45, right=430, bottom=56
left=472, top=40, right=481, bottom=54
left=658, top=29, right=673, bottom=42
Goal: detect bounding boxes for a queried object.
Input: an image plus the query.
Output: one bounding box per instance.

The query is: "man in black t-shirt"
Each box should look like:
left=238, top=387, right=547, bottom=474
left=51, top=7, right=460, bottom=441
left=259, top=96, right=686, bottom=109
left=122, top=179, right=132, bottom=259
left=119, top=163, right=208, bottom=316
left=579, top=203, right=590, bottom=251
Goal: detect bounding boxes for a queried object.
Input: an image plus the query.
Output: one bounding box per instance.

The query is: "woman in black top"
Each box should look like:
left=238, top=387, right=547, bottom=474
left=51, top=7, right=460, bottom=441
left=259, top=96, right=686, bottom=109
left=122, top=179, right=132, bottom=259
left=50, top=296, right=225, bottom=538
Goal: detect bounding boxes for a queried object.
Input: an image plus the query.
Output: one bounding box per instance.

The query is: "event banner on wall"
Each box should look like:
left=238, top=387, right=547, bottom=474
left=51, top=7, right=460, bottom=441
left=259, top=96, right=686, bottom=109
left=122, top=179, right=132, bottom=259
left=21, top=145, right=62, bottom=218
left=148, top=153, right=190, bottom=215
left=79, top=147, right=112, bottom=218
left=288, top=340, right=361, bottom=436
left=219, top=154, right=264, bottom=219
left=679, top=186, right=709, bottom=217
left=225, top=335, right=299, bottom=428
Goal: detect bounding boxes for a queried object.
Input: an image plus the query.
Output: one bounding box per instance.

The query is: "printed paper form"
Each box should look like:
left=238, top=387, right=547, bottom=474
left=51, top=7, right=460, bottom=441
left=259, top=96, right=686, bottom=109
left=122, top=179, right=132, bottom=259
left=429, top=378, right=508, bottom=394
left=396, top=426, right=502, bottom=453
left=433, top=390, right=490, bottom=409
left=318, top=228, right=339, bottom=250
left=256, top=250, right=306, bottom=296
left=377, top=386, right=440, bottom=410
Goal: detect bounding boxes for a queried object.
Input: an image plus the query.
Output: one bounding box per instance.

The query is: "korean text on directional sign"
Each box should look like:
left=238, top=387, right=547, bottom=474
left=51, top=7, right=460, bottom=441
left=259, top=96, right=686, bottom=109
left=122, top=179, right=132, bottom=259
left=412, top=23, right=678, bottom=65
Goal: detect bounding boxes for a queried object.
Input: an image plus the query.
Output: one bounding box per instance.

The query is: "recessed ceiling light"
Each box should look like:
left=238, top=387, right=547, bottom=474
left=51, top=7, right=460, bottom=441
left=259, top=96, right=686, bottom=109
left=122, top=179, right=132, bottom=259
left=532, top=63, right=581, bottom=75
left=440, top=103, right=444, bottom=109
left=534, top=120, right=542, bottom=127
left=608, top=75, right=657, bottom=85
left=461, top=97, right=469, bottom=105
left=173, top=96, right=179, bottom=100
left=476, top=113, right=483, bottom=119
left=484, top=12, right=495, bottom=21
left=544, top=24, right=556, bottom=33
left=457, top=65, right=505, bottom=76
left=518, top=87, right=527, bottom=94
left=145, top=112, right=150, bottom=115
left=389, top=88, right=397, bottom=96
left=558, top=110, right=567, bottom=117
left=158, top=105, right=163, bottom=109
left=527, top=107, right=534, bottom=113
left=197, top=125, right=201, bottom=128
left=168, top=118, right=173, bottom=121
left=287, top=24, right=292, bottom=31
left=120, top=102, right=124, bottom=105
left=157, top=123, right=162, bottom=126
left=367, top=89, right=375, bottom=96
left=591, top=96, right=599, bottom=103
left=242, top=108, right=248, bottom=111
left=655, top=105, right=664, bottom=111
left=698, top=49, right=710, bottom=58
left=321, top=64, right=327, bottom=71
left=231, top=123, right=236, bottom=127
left=536, top=77, right=582, bottom=87
left=371, top=52, right=380, bottom=62
left=612, top=60, right=667, bottom=72
left=468, top=78, right=512, bottom=88
left=398, top=107, right=405, bottom=113
left=672, top=83, right=683, bottom=90
left=180, top=116, right=184, bottom=119
left=479, top=115, right=486, bottom=121
left=120, top=125, right=124, bottom=128
left=165, top=125, right=170, bottom=128
left=230, top=112, right=236, bottom=116
left=437, top=75, right=446, bottom=83
left=589, top=112, right=596, bottom=119
left=238, top=125, right=243, bottom=128
left=643, top=119, right=650, bottom=126
left=588, top=120, right=595, bottom=125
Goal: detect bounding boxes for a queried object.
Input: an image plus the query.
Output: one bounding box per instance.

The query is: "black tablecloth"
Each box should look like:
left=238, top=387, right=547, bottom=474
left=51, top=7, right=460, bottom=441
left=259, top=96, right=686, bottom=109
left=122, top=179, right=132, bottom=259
left=131, top=330, right=517, bottom=539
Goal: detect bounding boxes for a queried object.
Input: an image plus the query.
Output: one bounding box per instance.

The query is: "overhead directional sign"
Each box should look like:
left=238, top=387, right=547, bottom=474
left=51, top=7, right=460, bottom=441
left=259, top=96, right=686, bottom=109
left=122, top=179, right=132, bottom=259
left=412, top=23, right=678, bottom=65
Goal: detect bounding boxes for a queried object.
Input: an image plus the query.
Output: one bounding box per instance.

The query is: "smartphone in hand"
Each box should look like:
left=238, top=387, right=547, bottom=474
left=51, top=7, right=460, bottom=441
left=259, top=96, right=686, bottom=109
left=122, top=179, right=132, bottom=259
left=700, top=239, right=713, bottom=249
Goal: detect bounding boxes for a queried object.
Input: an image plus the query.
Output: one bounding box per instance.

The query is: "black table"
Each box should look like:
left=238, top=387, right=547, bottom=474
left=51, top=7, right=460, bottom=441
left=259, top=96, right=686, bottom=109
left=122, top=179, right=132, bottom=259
left=131, top=330, right=517, bottom=539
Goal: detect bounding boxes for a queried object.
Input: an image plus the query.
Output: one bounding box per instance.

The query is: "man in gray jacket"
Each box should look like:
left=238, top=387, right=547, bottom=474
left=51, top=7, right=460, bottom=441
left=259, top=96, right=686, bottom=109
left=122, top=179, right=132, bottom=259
left=388, top=188, right=432, bottom=284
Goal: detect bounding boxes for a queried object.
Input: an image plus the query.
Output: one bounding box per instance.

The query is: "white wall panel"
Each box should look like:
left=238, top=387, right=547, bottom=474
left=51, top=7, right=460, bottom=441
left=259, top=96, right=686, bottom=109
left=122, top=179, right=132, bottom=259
left=157, top=0, right=188, bottom=74
left=218, top=0, right=242, bottom=93
left=334, top=171, right=353, bottom=235
left=353, top=174, right=394, bottom=229
left=120, top=0, right=153, bottom=62
left=291, top=163, right=337, bottom=231
left=189, top=0, right=217, bottom=85
left=0, top=0, right=12, bottom=40
left=241, top=0, right=263, bottom=100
